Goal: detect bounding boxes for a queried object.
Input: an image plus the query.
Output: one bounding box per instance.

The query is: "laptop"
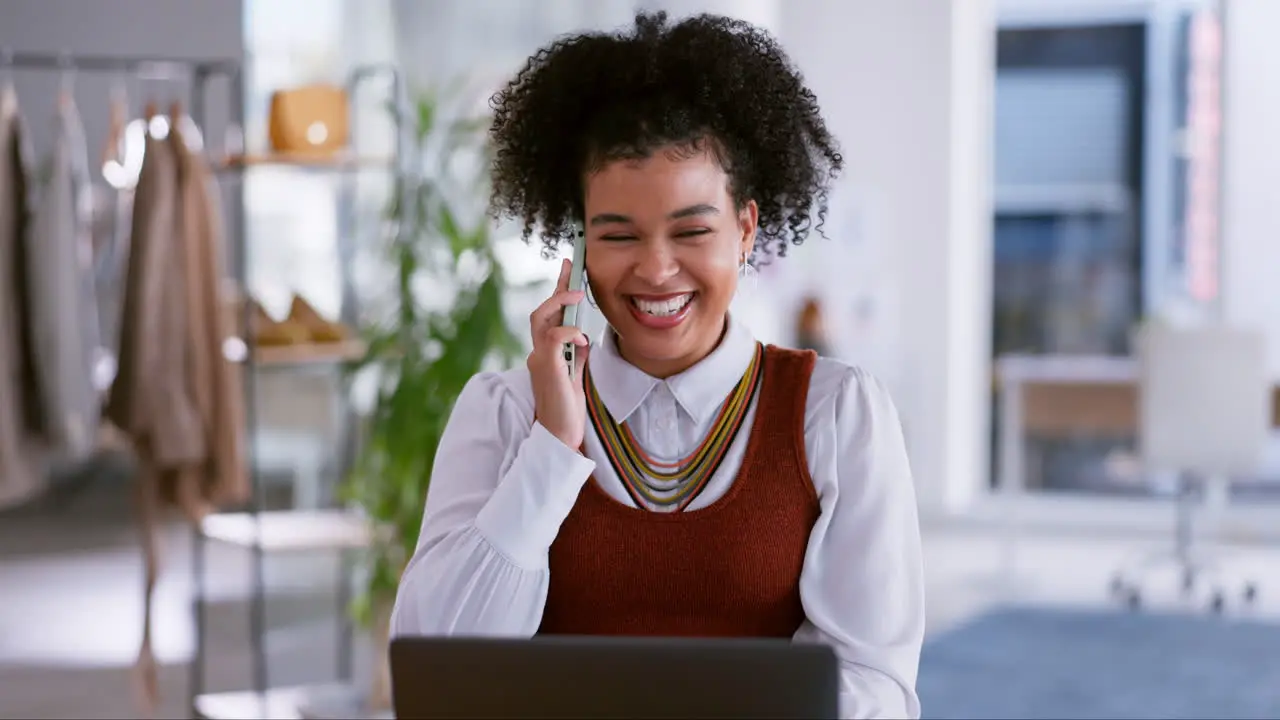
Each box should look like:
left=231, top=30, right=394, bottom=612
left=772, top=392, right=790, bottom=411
left=389, top=635, right=839, bottom=719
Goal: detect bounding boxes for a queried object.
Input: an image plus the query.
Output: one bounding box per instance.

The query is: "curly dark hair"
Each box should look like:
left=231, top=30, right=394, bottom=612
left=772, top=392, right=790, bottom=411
left=487, top=10, right=843, bottom=262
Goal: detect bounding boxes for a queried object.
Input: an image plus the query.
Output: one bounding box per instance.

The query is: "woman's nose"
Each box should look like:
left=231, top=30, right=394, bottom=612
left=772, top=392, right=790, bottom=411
left=632, top=243, right=680, bottom=286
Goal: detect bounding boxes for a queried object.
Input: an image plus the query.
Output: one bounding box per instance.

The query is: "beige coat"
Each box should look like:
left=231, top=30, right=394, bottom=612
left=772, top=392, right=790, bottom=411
left=171, top=121, right=248, bottom=509
left=106, top=128, right=206, bottom=473
left=107, top=119, right=249, bottom=501
left=111, top=117, right=249, bottom=715
left=104, top=127, right=190, bottom=717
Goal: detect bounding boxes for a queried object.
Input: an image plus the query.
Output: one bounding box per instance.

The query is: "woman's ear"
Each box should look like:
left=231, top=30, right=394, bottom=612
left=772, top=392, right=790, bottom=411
left=738, top=199, right=759, bottom=259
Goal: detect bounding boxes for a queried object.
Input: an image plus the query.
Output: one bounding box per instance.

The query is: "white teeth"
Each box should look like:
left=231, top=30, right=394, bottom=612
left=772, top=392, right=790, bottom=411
left=632, top=293, right=693, bottom=317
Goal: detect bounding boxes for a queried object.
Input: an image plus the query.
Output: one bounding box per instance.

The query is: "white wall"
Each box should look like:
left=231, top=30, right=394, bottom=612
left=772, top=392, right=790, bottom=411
left=0, top=0, right=243, bottom=165
left=777, top=0, right=996, bottom=514
left=1220, top=0, right=1280, bottom=376
left=636, top=0, right=780, bottom=29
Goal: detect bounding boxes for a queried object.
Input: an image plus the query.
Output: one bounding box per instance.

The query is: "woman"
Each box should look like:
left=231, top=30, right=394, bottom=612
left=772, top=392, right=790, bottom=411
left=391, top=11, right=925, bottom=719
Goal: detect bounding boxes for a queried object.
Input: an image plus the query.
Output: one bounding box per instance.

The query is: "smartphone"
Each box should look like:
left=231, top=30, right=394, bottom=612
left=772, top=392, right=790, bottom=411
left=561, top=222, right=587, bottom=378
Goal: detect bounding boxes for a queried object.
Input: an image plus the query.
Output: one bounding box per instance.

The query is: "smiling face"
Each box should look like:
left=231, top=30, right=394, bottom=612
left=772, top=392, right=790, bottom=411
left=582, top=147, right=757, bottom=378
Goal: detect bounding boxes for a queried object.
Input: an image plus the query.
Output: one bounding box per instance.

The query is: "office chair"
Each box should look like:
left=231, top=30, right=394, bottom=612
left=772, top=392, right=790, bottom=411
left=1109, top=323, right=1270, bottom=614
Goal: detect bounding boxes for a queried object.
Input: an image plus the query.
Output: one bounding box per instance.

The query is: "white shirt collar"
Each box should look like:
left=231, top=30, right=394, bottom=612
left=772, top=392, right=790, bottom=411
left=588, top=314, right=758, bottom=425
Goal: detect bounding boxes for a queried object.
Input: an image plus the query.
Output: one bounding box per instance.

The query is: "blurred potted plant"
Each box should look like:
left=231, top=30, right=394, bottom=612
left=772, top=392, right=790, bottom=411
left=338, top=83, right=528, bottom=712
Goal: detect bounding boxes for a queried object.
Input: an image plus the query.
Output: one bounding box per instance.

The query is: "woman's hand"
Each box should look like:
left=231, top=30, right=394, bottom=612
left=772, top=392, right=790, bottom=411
left=528, top=258, right=590, bottom=450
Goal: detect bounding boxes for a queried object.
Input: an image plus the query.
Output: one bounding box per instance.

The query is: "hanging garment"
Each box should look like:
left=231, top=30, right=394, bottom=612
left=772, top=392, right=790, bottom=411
left=0, top=85, right=47, bottom=509
left=171, top=121, right=248, bottom=509
left=26, top=93, right=104, bottom=464
left=116, top=119, right=250, bottom=717
left=108, top=116, right=250, bottom=512
left=105, top=123, right=206, bottom=474
left=109, top=122, right=205, bottom=719
left=95, top=99, right=145, bottom=357
left=89, top=181, right=135, bottom=376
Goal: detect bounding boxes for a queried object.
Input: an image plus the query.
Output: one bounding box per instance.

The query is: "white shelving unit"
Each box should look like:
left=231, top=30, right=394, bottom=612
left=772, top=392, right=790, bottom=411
left=3, top=49, right=410, bottom=720
left=196, top=686, right=326, bottom=720
left=195, top=684, right=393, bottom=720
left=186, top=61, right=413, bottom=720
left=200, top=510, right=375, bottom=552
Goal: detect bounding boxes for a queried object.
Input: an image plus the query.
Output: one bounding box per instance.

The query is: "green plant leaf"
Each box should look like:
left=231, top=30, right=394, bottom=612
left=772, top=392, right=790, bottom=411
left=437, top=203, right=467, bottom=259
left=341, top=81, right=523, bottom=629
left=416, top=96, right=437, bottom=142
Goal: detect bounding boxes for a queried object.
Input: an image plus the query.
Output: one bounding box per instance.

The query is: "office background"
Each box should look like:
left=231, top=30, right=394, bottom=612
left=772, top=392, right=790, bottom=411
left=1, top=0, right=1277, bottom=718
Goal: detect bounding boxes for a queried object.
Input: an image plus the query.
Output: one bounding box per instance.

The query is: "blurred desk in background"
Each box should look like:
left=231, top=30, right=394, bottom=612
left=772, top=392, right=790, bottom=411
left=991, top=353, right=1280, bottom=591
left=994, top=354, right=1280, bottom=496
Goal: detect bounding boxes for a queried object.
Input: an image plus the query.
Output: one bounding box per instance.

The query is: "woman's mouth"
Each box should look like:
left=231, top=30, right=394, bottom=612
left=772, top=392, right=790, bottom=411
left=627, top=292, right=696, bottom=329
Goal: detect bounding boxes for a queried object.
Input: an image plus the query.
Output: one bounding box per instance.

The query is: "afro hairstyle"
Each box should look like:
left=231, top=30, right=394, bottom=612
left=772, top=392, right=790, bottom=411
left=486, top=10, right=843, bottom=263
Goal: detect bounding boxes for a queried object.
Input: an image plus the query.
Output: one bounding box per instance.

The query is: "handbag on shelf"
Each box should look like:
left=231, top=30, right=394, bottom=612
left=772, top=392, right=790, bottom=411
left=267, top=84, right=350, bottom=158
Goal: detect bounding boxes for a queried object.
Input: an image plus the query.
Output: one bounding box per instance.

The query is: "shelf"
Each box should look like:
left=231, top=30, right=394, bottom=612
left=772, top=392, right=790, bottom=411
left=216, top=153, right=395, bottom=171
left=252, top=340, right=367, bottom=367
left=200, top=509, right=374, bottom=552
left=195, top=684, right=393, bottom=720
left=181, top=60, right=407, bottom=720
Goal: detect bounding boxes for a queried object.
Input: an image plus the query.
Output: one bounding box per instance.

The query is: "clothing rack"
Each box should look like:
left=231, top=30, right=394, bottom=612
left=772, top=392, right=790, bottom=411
left=4, top=49, right=411, bottom=719
left=3, top=50, right=238, bottom=71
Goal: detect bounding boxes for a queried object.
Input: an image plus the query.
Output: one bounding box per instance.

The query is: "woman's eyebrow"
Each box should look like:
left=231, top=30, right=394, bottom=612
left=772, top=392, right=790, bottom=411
left=588, top=203, right=720, bottom=226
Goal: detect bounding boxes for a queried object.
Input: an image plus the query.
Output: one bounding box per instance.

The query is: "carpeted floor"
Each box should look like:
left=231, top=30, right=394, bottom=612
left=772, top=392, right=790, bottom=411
left=918, top=606, right=1280, bottom=720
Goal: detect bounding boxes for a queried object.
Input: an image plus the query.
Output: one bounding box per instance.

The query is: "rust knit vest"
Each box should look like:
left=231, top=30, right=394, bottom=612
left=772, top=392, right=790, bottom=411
left=538, top=345, right=821, bottom=638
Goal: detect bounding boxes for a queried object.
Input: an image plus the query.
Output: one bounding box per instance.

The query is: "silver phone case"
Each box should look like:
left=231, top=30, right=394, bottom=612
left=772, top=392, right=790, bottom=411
left=562, top=224, right=586, bottom=378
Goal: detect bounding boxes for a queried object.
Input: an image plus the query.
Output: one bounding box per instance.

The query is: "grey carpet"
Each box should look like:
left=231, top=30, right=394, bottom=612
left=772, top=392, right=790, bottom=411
left=918, top=606, right=1280, bottom=720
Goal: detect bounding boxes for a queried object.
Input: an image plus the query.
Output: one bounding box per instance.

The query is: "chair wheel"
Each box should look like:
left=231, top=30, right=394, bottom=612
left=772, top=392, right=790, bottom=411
left=1181, top=570, right=1197, bottom=593
left=1243, top=583, right=1259, bottom=604
left=1109, top=576, right=1126, bottom=597
left=1210, top=592, right=1227, bottom=614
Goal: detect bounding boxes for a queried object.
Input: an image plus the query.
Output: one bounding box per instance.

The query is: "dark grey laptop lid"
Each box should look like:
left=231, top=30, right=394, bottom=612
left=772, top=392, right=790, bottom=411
left=390, top=635, right=839, bottom=719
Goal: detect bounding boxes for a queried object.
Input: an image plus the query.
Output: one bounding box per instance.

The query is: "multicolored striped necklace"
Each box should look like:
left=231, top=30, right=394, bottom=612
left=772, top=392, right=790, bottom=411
left=585, top=342, right=765, bottom=511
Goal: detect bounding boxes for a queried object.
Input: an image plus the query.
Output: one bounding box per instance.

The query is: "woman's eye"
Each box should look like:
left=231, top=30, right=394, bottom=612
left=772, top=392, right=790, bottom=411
left=597, top=229, right=709, bottom=241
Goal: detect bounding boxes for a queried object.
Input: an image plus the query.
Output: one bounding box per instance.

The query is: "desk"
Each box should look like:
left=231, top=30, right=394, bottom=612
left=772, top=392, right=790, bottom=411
left=995, top=354, right=1280, bottom=497
left=992, top=354, right=1280, bottom=585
